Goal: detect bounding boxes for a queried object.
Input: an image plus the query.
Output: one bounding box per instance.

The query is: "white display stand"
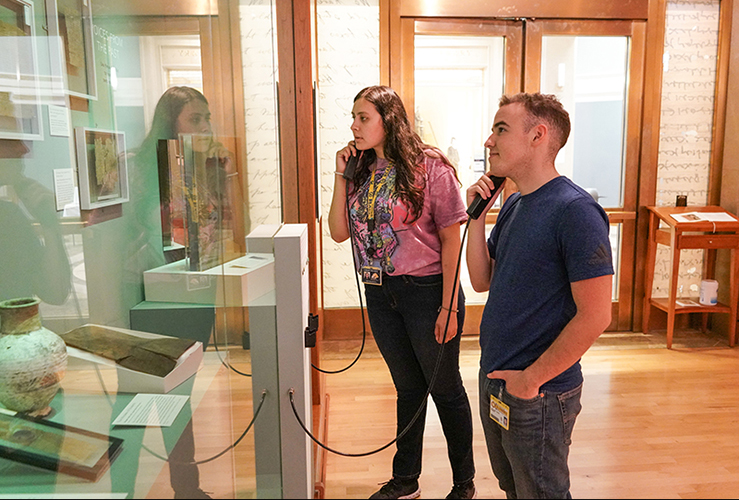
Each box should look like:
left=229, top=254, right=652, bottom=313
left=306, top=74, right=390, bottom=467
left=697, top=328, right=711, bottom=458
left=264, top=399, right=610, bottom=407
left=141, top=224, right=313, bottom=498
left=248, top=224, right=313, bottom=499
left=142, top=253, right=274, bottom=306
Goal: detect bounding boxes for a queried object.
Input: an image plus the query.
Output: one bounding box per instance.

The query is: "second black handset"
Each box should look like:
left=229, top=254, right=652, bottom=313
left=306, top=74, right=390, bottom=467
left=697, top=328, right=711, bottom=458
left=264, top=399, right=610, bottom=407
left=466, top=175, right=506, bottom=220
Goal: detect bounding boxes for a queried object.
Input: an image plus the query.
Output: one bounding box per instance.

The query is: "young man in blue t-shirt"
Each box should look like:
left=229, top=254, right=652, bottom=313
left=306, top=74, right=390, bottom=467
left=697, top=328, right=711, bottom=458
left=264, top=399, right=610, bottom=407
left=466, top=93, right=614, bottom=498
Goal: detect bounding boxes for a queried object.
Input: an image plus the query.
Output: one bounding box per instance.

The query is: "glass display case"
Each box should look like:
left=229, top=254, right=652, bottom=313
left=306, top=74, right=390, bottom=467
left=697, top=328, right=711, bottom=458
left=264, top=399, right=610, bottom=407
left=0, top=0, right=292, bottom=497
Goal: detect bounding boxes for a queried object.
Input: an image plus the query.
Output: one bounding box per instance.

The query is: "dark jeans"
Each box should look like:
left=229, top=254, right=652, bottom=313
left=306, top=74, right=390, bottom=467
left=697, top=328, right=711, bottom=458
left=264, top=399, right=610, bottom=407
left=365, top=274, right=475, bottom=485
left=479, top=373, right=583, bottom=499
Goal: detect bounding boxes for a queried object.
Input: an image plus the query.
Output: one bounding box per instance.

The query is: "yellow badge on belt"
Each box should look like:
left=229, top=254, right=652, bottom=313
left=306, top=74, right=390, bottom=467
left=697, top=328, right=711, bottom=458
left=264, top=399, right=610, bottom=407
left=489, top=394, right=510, bottom=430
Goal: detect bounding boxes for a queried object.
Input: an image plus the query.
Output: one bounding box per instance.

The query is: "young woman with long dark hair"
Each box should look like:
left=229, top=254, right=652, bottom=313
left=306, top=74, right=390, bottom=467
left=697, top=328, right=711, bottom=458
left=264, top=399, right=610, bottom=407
left=328, top=85, right=476, bottom=500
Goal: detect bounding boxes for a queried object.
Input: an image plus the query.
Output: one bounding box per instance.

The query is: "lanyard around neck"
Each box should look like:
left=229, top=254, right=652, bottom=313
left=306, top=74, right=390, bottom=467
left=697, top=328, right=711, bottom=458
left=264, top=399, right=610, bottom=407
left=367, top=164, right=392, bottom=226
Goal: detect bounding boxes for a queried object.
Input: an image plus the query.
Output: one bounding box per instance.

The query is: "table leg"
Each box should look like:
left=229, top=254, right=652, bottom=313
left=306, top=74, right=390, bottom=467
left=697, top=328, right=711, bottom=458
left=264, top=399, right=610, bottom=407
left=666, top=230, right=680, bottom=349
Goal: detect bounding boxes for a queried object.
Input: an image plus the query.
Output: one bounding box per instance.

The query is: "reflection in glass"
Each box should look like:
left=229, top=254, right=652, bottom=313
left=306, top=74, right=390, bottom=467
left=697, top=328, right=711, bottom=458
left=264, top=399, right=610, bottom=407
left=0, top=0, right=285, bottom=496
left=0, top=0, right=43, bottom=140
left=415, top=34, right=505, bottom=306
left=541, top=36, right=629, bottom=208
left=414, top=35, right=505, bottom=192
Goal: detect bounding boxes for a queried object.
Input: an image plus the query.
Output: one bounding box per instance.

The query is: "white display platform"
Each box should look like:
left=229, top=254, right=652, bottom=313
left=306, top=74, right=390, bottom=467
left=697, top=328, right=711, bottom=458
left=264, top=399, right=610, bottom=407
left=64, top=324, right=203, bottom=394
left=143, top=254, right=275, bottom=306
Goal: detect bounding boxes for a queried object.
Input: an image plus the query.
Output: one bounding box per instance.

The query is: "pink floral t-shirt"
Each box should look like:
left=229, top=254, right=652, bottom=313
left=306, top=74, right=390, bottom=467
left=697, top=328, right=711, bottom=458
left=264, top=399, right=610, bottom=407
left=348, top=154, right=467, bottom=277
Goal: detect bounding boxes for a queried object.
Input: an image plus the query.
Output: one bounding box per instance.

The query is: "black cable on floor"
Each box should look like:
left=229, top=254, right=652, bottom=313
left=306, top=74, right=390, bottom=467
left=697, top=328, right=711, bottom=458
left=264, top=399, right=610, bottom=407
left=212, top=332, right=252, bottom=377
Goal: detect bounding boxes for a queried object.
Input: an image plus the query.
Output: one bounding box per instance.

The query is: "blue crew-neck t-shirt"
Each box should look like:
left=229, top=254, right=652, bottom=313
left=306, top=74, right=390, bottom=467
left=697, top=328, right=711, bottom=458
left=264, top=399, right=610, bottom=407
left=480, top=176, right=614, bottom=392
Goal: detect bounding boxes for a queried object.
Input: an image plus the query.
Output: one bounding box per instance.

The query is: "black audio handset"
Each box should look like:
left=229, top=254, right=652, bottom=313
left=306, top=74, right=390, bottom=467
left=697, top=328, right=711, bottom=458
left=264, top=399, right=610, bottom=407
left=466, top=175, right=506, bottom=220
left=343, top=151, right=360, bottom=180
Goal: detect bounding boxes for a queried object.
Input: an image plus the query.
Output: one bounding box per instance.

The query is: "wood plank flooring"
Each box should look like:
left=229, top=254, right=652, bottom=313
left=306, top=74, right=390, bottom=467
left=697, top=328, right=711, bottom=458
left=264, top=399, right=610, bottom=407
left=138, top=328, right=739, bottom=498
left=318, top=331, right=739, bottom=499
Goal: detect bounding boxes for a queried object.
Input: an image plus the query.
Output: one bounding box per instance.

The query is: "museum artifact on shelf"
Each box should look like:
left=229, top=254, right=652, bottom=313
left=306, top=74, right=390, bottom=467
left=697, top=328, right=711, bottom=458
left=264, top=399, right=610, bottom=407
left=0, top=408, right=123, bottom=481
left=61, top=324, right=203, bottom=393
left=0, top=297, right=67, bottom=417
left=0, top=0, right=43, bottom=141
left=180, top=133, right=230, bottom=271
left=45, top=0, right=97, bottom=99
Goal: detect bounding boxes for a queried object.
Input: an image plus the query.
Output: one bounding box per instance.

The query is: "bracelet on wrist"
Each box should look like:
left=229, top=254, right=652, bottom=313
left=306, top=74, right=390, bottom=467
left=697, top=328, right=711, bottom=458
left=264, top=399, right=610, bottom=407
left=334, top=171, right=346, bottom=177
left=438, top=305, right=459, bottom=313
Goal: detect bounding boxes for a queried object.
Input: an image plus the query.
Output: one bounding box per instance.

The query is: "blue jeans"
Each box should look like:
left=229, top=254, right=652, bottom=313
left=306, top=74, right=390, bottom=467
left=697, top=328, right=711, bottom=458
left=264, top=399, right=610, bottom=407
left=365, top=274, right=475, bottom=485
left=479, top=373, right=583, bottom=499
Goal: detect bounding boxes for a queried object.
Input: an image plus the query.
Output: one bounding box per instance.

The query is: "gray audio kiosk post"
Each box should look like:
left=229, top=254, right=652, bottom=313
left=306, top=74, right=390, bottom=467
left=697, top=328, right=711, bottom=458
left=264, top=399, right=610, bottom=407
left=247, top=224, right=313, bottom=499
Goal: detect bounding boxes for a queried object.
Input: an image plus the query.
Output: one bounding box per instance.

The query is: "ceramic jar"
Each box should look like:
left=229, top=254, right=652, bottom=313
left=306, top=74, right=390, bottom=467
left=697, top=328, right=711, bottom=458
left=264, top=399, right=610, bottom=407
left=0, top=297, right=67, bottom=417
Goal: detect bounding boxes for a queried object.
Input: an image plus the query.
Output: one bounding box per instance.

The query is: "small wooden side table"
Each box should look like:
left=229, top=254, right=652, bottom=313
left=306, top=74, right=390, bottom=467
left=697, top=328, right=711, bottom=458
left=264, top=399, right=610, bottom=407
left=642, top=205, right=739, bottom=348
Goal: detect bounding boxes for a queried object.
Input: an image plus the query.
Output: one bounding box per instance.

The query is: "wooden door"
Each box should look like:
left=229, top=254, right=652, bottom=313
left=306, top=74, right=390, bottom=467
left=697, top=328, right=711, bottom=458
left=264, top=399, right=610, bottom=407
left=399, top=18, right=646, bottom=331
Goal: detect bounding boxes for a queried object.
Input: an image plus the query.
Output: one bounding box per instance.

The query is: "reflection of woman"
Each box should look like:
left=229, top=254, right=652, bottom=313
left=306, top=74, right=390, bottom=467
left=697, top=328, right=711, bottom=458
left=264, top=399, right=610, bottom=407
left=328, top=86, right=476, bottom=499
left=135, top=86, right=239, bottom=258
left=120, top=87, right=238, bottom=499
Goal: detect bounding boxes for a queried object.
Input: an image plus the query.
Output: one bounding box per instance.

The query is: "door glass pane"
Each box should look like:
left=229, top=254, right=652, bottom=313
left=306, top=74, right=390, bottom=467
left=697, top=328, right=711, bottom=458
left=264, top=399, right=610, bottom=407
left=541, top=36, right=628, bottom=208
left=414, top=35, right=505, bottom=192
left=415, top=34, right=505, bottom=305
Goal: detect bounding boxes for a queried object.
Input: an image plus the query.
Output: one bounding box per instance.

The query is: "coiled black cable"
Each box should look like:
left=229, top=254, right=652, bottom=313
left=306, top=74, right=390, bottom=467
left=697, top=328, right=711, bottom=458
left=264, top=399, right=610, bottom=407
left=291, top=216, right=473, bottom=456
left=312, top=164, right=367, bottom=374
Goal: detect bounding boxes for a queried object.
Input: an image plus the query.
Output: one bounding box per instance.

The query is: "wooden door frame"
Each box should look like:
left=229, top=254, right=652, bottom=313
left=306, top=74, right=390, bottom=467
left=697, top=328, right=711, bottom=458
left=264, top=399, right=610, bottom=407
left=393, top=17, right=646, bottom=332
left=323, top=0, right=736, bottom=339
left=381, top=1, right=659, bottom=337
left=396, top=18, right=525, bottom=335
left=275, top=0, right=325, bottom=405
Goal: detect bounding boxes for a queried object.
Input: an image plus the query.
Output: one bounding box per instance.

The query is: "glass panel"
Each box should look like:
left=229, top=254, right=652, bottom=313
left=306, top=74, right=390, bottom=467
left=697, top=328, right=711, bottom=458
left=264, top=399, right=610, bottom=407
left=541, top=36, right=629, bottom=208
left=414, top=35, right=505, bottom=192
left=0, top=0, right=282, bottom=496
left=415, top=34, right=505, bottom=306
left=651, top=0, right=720, bottom=299
left=240, top=0, right=282, bottom=228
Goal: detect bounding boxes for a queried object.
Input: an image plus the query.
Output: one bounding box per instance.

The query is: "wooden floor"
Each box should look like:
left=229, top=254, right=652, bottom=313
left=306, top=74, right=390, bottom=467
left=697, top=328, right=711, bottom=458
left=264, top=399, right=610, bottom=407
left=317, top=330, right=739, bottom=499
left=143, top=328, right=739, bottom=498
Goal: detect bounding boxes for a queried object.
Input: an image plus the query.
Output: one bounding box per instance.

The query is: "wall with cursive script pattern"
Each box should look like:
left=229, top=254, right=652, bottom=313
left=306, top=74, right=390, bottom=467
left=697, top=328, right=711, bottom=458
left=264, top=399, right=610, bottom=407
left=652, top=0, right=720, bottom=299
left=317, top=0, right=380, bottom=308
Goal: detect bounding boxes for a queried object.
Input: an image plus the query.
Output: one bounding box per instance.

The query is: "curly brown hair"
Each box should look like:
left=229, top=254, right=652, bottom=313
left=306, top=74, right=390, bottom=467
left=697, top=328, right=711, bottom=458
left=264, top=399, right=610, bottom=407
left=350, top=85, right=456, bottom=224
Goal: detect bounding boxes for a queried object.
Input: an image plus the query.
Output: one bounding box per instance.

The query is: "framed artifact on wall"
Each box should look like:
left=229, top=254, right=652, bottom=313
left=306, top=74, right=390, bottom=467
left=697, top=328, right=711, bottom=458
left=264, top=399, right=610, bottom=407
left=45, top=0, right=96, bottom=99
left=0, top=0, right=43, bottom=140
left=74, top=127, right=129, bottom=210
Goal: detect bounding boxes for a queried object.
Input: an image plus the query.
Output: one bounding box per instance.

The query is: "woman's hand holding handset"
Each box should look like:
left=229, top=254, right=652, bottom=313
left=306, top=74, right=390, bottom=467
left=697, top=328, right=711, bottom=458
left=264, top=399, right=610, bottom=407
left=335, top=141, right=359, bottom=178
